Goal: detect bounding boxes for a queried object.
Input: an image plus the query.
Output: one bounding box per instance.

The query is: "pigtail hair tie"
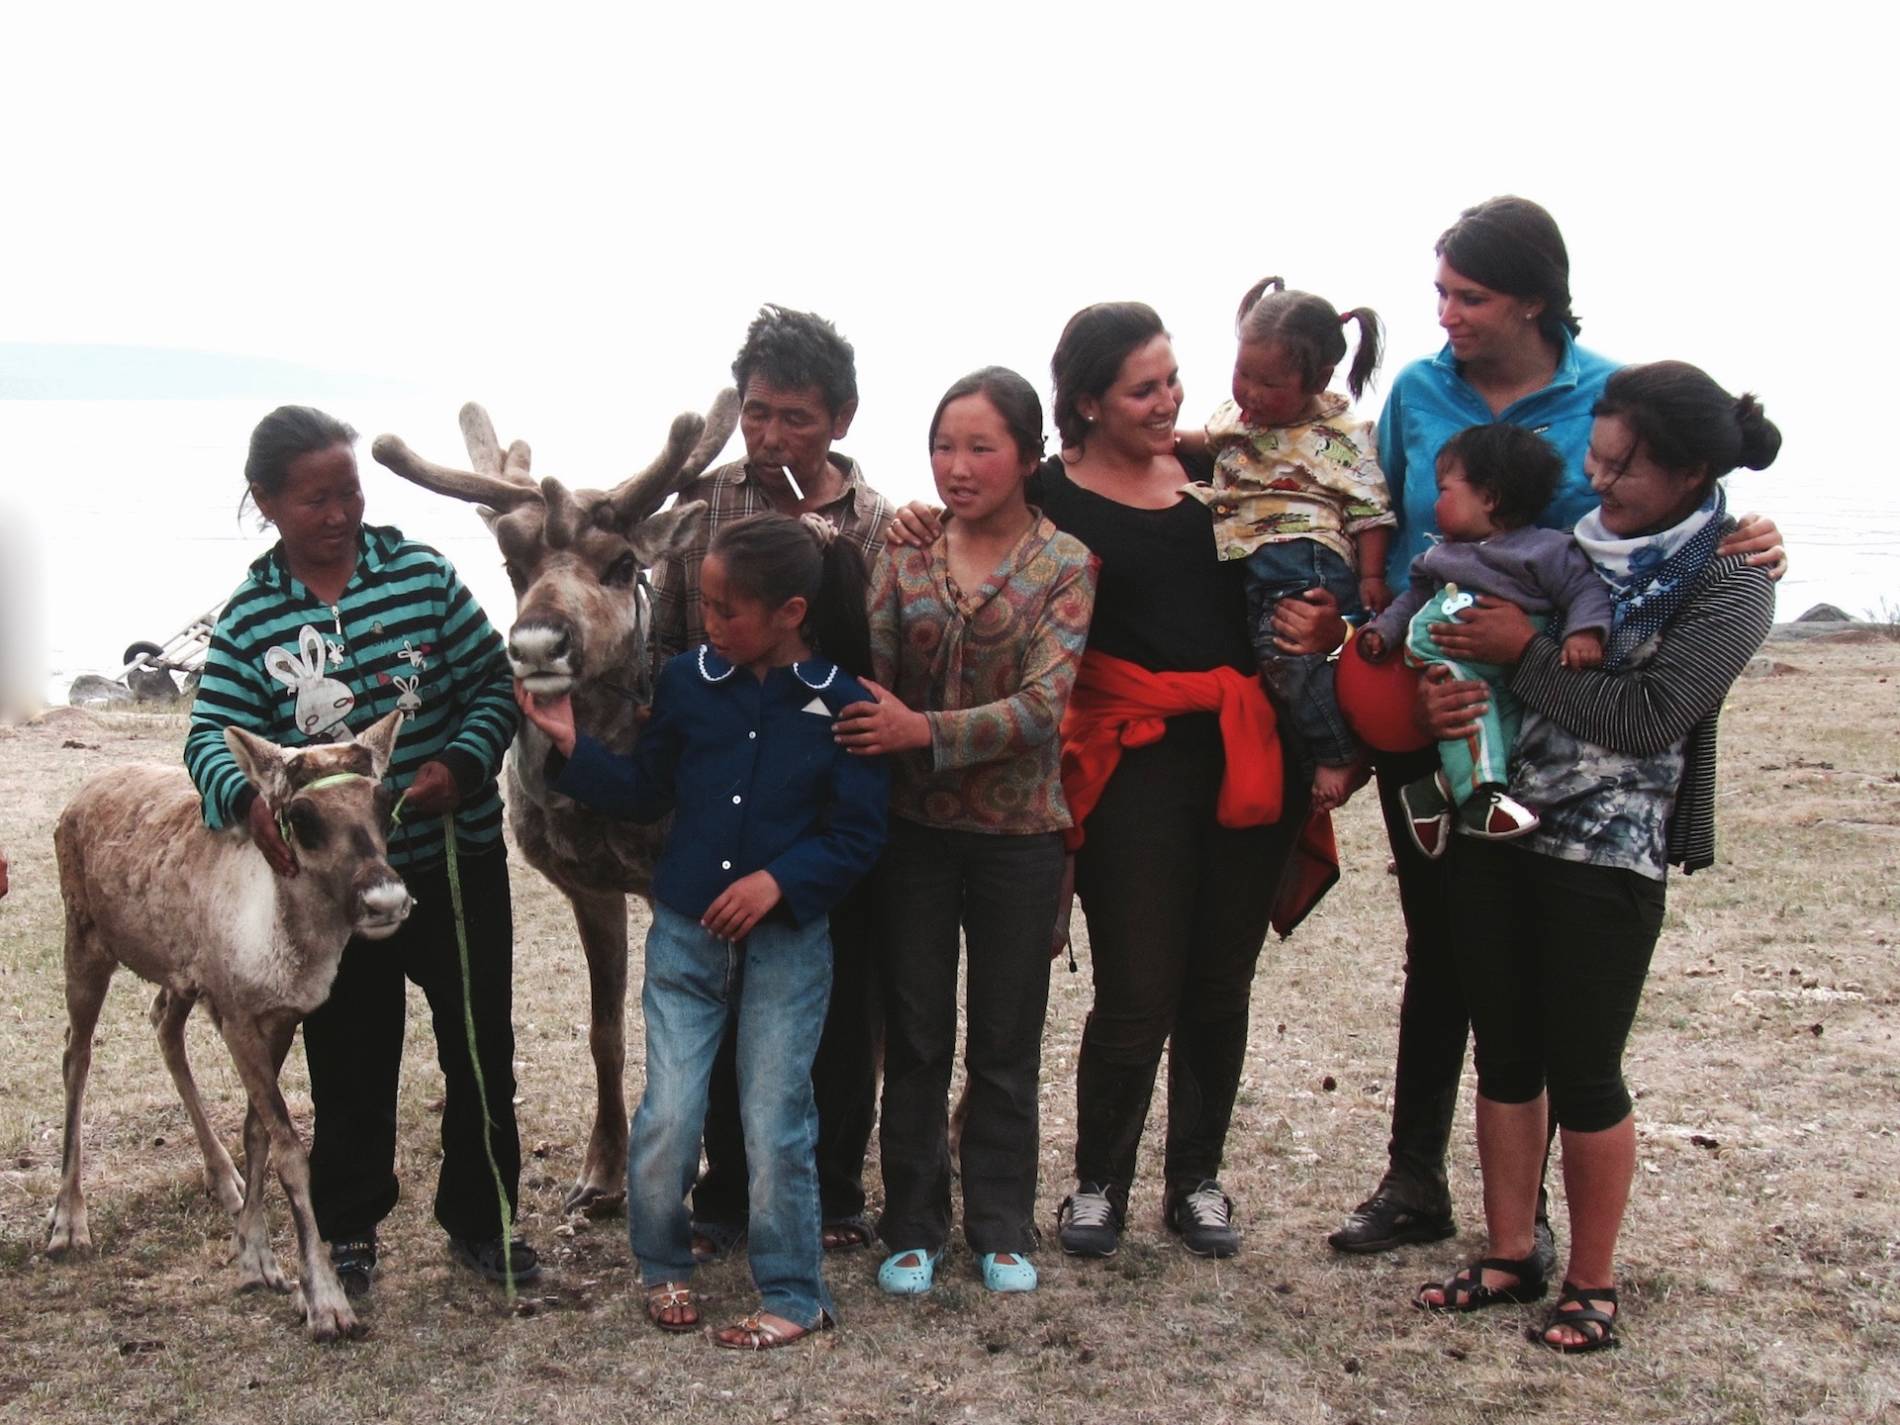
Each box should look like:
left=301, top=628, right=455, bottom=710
left=799, top=512, right=841, bottom=549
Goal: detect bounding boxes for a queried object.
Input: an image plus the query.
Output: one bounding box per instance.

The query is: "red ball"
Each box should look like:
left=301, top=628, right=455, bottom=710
left=1335, top=630, right=1429, bottom=754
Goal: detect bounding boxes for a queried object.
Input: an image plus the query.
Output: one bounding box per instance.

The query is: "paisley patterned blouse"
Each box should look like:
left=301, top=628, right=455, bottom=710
left=867, top=513, right=1097, bottom=834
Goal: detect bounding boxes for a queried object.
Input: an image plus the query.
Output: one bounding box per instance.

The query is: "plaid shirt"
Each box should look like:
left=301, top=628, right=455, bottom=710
left=649, top=453, right=895, bottom=669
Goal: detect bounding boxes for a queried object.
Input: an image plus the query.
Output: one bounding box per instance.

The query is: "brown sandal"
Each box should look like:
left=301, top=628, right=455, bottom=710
left=711, top=1310, right=832, bottom=1351
left=645, top=1281, right=700, bottom=1333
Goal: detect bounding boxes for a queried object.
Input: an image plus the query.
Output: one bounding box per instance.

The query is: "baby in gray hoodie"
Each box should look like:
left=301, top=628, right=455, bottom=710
left=1361, top=423, right=1612, bottom=858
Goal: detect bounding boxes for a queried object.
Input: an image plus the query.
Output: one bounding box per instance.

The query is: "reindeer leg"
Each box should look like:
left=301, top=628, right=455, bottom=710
left=566, top=888, right=631, bottom=1215
left=219, top=1012, right=359, bottom=1341
left=152, top=990, right=244, bottom=1215
left=47, top=926, right=114, bottom=1258
left=230, top=1097, right=289, bottom=1293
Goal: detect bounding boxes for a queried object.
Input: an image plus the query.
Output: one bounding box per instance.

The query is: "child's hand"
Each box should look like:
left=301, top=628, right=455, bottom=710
left=513, top=681, right=578, bottom=758
left=833, top=679, right=931, bottom=755
left=1561, top=631, right=1606, bottom=669
left=701, top=870, right=782, bottom=941
left=1358, top=576, right=1394, bottom=616
left=885, top=501, right=944, bottom=548
left=1358, top=628, right=1388, bottom=662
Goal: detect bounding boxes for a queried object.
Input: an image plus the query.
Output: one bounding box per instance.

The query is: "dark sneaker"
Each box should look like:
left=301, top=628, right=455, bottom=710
left=1056, top=1183, right=1122, bottom=1258
left=1164, top=1180, right=1241, bottom=1258
left=330, top=1235, right=377, bottom=1299
left=448, top=1234, right=542, bottom=1285
left=1327, top=1192, right=1456, bottom=1254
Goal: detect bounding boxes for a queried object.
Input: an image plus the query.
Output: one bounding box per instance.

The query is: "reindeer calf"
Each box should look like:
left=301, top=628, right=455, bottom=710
left=48, top=714, right=410, bottom=1342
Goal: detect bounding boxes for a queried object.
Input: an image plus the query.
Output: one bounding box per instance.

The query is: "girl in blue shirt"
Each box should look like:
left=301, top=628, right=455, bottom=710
left=517, top=512, right=888, bottom=1350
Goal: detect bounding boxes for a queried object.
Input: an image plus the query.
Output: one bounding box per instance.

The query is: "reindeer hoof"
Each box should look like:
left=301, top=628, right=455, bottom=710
left=45, top=1206, right=93, bottom=1258
left=234, top=1239, right=291, bottom=1293
left=564, top=1182, right=627, bottom=1217
left=297, top=1288, right=363, bottom=1343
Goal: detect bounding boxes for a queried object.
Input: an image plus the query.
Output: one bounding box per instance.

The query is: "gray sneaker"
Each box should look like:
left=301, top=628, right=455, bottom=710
left=1056, top=1183, right=1121, bottom=1258
left=1164, top=1180, right=1241, bottom=1258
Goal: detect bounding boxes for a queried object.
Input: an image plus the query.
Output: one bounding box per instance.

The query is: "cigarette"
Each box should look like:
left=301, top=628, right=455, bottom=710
left=783, top=466, right=804, bottom=502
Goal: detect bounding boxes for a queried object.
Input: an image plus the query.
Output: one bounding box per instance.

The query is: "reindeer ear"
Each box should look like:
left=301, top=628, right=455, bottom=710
left=626, top=499, right=706, bottom=569
left=225, top=727, right=291, bottom=807
left=355, top=710, right=405, bottom=779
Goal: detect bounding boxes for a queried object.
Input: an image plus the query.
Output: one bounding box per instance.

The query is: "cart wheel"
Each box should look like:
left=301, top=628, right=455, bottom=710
left=123, top=640, right=164, bottom=667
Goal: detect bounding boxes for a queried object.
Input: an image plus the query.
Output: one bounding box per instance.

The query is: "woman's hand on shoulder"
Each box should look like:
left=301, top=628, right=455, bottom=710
left=1270, top=588, right=1350, bottom=656
left=1719, top=511, right=1788, bottom=581
left=886, top=501, right=944, bottom=549
left=1427, top=595, right=1536, bottom=665
left=833, top=678, right=931, bottom=756
left=514, top=681, right=578, bottom=758
left=1416, top=664, right=1490, bottom=742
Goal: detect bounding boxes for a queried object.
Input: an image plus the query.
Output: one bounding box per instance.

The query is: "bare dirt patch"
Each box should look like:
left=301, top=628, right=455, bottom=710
left=1, top=647, right=1896, bottom=1423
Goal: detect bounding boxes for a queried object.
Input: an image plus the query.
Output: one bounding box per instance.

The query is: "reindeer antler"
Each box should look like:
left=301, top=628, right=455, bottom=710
left=371, top=410, right=543, bottom=511
left=609, top=388, right=740, bottom=526
left=459, top=403, right=536, bottom=485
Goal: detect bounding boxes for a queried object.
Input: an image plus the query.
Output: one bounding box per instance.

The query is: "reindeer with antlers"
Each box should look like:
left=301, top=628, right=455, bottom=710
left=372, top=392, right=737, bottom=1213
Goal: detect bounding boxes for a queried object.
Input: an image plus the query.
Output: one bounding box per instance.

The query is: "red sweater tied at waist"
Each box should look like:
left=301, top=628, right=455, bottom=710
left=1057, top=649, right=1337, bottom=937
left=1058, top=650, right=1283, bottom=849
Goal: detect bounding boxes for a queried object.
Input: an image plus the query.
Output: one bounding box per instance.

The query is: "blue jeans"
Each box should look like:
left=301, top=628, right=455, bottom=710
left=629, top=903, right=835, bottom=1327
left=1242, top=539, right=1363, bottom=766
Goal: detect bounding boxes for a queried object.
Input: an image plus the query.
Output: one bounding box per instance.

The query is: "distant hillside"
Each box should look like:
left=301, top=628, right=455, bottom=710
left=0, top=343, right=426, bottom=399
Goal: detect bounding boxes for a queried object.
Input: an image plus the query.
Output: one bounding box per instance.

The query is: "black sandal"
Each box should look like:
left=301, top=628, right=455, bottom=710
left=1415, top=1253, right=1549, bottom=1313
left=1532, top=1280, right=1620, bottom=1353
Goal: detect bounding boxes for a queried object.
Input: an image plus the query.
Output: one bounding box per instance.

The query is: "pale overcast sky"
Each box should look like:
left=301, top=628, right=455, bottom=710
left=4, top=1, right=1892, bottom=597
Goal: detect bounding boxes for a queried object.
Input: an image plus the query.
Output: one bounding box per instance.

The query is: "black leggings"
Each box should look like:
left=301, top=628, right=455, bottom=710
left=303, top=847, right=520, bottom=1242
left=1450, top=839, right=1667, bottom=1133
left=1071, top=714, right=1304, bottom=1213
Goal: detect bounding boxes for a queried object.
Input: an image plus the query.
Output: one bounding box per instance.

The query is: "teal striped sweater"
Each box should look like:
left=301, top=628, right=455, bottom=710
left=184, top=524, right=517, bottom=870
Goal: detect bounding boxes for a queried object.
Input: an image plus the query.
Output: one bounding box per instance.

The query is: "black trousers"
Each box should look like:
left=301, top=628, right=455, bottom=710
left=1071, top=715, right=1305, bottom=1216
left=1372, top=746, right=1467, bottom=1207
left=303, top=846, right=521, bottom=1243
left=1451, top=839, right=1666, bottom=1133
left=691, top=872, right=879, bottom=1228
left=875, top=820, right=1066, bottom=1255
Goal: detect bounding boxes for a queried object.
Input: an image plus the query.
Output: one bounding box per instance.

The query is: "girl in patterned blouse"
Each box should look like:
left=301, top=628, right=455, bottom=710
left=835, top=367, right=1097, bottom=1296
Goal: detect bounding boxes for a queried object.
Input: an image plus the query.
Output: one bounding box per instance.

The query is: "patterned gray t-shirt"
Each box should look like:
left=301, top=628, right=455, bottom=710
left=1508, top=627, right=1684, bottom=882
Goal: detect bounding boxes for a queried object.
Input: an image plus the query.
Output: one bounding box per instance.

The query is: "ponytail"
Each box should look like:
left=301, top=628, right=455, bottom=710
left=1338, top=307, right=1384, bottom=400
left=813, top=531, right=871, bottom=679
left=709, top=511, right=871, bottom=678
left=1233, top=276, right=1286, bottom=334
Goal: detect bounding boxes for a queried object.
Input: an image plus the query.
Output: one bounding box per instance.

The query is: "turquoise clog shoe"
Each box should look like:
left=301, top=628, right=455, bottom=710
left=877, top=1247, right=942, bottom=1295
left=980, top=1252, right=1038, bottom=1293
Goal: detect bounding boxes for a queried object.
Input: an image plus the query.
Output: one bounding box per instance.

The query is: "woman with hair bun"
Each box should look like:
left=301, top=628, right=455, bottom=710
left=1329, top=197, right=1786, bottom=1261
left=1408, top=361, right=1782, bottom=1353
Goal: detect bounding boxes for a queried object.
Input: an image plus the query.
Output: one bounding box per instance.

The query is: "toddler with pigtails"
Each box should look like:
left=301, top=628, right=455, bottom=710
left=1182, top=278, right=1395, bottom=810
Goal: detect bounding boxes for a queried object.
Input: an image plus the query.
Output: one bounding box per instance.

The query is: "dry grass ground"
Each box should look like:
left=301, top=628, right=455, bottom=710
left=1, top=641, right=1895, bottom=1425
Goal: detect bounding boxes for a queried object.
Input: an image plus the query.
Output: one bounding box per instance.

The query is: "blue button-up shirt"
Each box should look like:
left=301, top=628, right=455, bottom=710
left=554, top=647, right=888, bottom=927
left=1377, top=333, right=1620, bottom=588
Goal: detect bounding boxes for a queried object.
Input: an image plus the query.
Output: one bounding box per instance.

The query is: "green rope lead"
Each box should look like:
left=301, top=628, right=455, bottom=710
left=441, top=812, right=517, bottom=1306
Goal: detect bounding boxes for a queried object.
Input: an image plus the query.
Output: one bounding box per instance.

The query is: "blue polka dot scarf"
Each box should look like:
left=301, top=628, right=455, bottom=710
left=1573, top=485, right=1726, bottom=670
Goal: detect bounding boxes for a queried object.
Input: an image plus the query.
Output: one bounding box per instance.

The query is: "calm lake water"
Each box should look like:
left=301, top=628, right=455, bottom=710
left=4, top=398, right=1896, bottom=709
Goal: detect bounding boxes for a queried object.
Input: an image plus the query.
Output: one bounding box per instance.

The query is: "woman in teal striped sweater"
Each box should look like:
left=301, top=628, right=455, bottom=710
left=185, top=405, right=535, bottom=1296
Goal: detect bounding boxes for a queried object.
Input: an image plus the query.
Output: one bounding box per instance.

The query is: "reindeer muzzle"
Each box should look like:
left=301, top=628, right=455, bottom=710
left=354, top=874, right=413, bottom=940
